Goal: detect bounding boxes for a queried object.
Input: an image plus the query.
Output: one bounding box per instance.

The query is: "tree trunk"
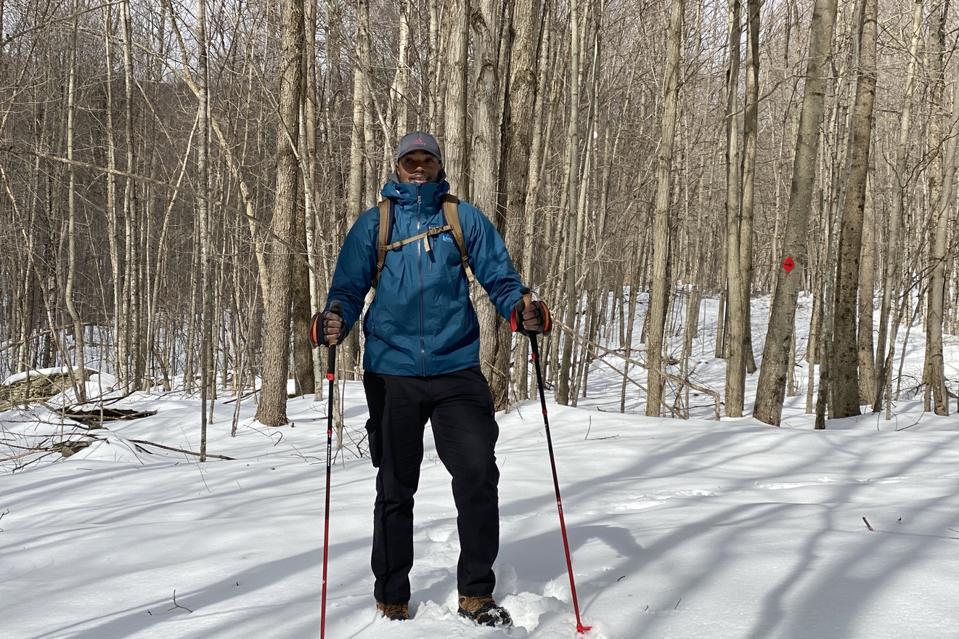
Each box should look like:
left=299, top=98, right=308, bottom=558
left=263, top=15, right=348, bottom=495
left=445, top=0, right=470, bottom=197
left=517, top=8, right=551, bottom=400
left=102, top=2, right=121, bottom=385
left=120, top=0, right=140, bottom=390
left=341, top=0, right=370, bottom=379
left=64, top=7, right=86, bottom=403
left=740, top=0, right=760, bottom=375
left=925, top=2, right=952, bottom=416
left=723, top=0, right=746, bottom=417
left=556, top=0, right=584, bottom=406
left=830, top=0, right=877, bottom=419
left=471, top=0, right=507, bottom=406
left=302, top=0, right=324, bottom=396
left=291, top=193, right=315, bottom=397
left=646, top=0, right=683, bottom=417
left=197, top=0, right=213, bottom=459
left=857, top=175, right=876, bottom=403
left=875, top=0, right=922, bottom=412
left=389, top=0, right=411, bottom=137
left=255, top=0, right=304, bottom=427
left=753, top=0, right=838, bottom=425
left=502, top=0, right=541, bottom=402
left=926, top=81, right=958, bottom=417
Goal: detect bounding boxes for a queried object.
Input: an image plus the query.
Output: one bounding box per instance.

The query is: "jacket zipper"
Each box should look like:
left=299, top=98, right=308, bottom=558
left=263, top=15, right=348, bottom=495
left=417, top=191, right=427, bottom=376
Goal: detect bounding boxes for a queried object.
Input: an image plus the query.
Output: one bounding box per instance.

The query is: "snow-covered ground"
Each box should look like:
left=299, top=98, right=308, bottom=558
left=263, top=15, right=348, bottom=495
left=2, top=296, right=958, bottom=638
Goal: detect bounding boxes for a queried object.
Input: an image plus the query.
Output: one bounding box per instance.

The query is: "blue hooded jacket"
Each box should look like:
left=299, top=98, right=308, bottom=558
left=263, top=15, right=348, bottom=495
left=325, top=178, right=525, bottom=377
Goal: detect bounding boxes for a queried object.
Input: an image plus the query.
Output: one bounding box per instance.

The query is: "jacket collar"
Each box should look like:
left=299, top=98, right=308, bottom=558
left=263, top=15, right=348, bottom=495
left=382, top=177, right=450, bottom=208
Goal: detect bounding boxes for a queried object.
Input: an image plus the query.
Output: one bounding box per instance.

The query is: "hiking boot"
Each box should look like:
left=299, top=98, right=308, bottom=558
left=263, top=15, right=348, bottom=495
left=457, top=595, right=513, bottom=627
left=375, top=601, right=410, bottom=621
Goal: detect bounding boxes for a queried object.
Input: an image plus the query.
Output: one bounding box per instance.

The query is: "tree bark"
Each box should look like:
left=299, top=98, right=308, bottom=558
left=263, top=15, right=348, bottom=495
left=120, top=0, right=140, bottom=390
left=925, top=2, right=952, bottom=416
left=444, top=0, right=470, bottom=197
left=64, top=6, right=86, bottom=403
left=874, top=0, right=922, bottom=412
left=740, top=0, right=760, bottom=375
left=341, top=0, right=370, bottom=379
left=723, top=0, right=746, bottom=417
left=753, top=0, right=838, bottom=425
left=517, top=8, right=551, bottom=400
left=197, top=0, right=212, bottom=459
left=102, top=2, right=121, bottom=386
left=646, top=0, right=683, bottom=417
left=556, top=0, right=584, bottom=406
left=857, top=174, right=876, bottom=404
left=830, top=0, right=877, bottom=419
left=926, top=82, right=957, bottom=417
left=255, top=0, right=304, bottom=427
left=471, top=0, right=507, bottom=406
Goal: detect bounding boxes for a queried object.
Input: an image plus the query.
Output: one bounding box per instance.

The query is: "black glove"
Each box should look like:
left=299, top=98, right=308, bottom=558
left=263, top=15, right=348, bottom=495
left=510, top=298, right=552, bottom=335
left=309, top=305, right=346, bottom=347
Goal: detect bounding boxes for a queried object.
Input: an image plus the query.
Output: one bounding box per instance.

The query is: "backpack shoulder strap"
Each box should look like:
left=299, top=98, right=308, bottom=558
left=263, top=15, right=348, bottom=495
left=373, top=199, right=392, bottom=289
left=442, top=194, right=475, bottom=284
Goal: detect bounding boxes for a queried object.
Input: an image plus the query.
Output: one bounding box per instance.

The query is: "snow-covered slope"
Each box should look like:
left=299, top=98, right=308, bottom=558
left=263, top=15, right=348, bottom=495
left=2, top=295, right=958, bottom=638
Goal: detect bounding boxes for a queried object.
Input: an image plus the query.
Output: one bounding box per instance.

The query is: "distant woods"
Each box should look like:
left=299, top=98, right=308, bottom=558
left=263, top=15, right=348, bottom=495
left=0, top=0, right=956, bottom=426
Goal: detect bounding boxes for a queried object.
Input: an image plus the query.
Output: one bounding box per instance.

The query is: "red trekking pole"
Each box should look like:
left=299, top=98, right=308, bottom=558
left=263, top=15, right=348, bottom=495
left=320, top=304, right=339, bottom=639
left=529, top=332, right=591, bottom=634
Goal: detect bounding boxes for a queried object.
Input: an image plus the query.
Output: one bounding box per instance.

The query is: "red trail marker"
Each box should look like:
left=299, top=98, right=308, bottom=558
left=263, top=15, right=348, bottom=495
left=782, top=256, right=795, bottom=273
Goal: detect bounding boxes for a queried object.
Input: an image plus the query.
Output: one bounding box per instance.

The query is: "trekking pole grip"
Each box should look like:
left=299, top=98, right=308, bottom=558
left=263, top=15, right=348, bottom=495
left=327, top=301, right=342, bottom=380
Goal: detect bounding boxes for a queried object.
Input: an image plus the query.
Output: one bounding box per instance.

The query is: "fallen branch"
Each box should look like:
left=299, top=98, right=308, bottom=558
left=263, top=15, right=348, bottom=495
left=128, top=439, right=234, bottom=461
left=57, top=407, right=157, bottom=427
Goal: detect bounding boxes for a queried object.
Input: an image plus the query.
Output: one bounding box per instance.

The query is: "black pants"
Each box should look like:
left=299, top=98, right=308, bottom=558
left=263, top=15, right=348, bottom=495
left=363, top=367, right=500, bottom=605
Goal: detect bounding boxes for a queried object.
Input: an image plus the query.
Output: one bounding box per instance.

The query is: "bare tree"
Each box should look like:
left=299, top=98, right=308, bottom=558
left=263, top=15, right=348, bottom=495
left=63, top=3, right=86, bottom=403
left=196, top=0, right=212, bottom=459
left=504, top=0, right=544, bottom=400
left=472, top=0, right=506, bottom=405
left=830, top=0, right=877, bottom=419
left=875, top=0, right=923, bottom=413
left=926, top=104, right=958, bottom=416
left=255, top=0, right=305, bottom=427
left=445, top=0, right=470, bottom=197
left=646, top=0, right=683, bottom=417
left=723, top=0, right=746, bottom=417
left=555, top=0, right=585, bottom=407
left=925, top=2, right=954, bottom=417
left=754, top=0, right=839, bottom=426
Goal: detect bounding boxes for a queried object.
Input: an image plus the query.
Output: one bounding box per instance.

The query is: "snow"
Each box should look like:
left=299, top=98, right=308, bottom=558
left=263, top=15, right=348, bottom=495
left=2, top=296, right=958, bottom=638
left=2, top=366, right=82, bottom=386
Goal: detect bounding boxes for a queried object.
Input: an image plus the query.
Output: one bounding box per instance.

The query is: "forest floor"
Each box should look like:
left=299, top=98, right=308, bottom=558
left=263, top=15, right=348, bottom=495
left=2, top=295, right=958, bottom=638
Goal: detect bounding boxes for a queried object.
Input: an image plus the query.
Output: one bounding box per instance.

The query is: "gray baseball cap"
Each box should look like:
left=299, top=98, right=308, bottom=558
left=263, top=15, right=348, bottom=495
left=395, top=131, right=442, bottom=164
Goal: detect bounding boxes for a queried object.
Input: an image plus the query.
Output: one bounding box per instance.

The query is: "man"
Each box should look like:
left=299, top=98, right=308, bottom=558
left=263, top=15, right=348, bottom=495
left=310, top=131, right=550, bottom=626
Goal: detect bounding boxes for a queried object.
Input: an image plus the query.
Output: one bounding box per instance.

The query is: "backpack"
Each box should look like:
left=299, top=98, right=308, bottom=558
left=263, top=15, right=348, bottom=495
left=372, top=193, right=475, bottom=289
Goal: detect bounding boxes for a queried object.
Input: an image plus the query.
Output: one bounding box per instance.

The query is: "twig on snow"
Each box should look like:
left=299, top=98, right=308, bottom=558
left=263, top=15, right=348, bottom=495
left=128, top=439, right=234, bottom=461
left=167, top=589, right=193, bottom=614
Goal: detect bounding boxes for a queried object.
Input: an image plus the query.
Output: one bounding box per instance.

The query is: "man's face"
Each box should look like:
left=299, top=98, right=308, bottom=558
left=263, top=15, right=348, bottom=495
left=397, top=151, right=441, bottom=184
